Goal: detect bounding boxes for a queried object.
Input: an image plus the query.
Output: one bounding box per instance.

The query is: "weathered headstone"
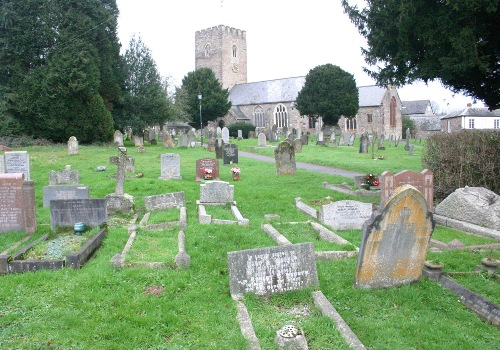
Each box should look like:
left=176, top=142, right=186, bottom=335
left=178, top=134, right=189, bottom=148
left=216, top=127, right=222, bottom=136
left=215, top=139, right=225, bottom=159
left=359, top=133, right=369, bottom=153
left=404, top=128, right=411, bottom=151
left=348, top=134, right=355, bottom=146
left=380, top=169, right=434, bottom=211
left=162, top=133, right=174, bottom=148
left=0, top=174, right=36, bottom=234
left=274, top=141, right=296, bottom=175
left=223, top=144, right=238, bottom=165
left=49, top=166, right=80, bottom=186
left=316, top=131, right=324, bottom=145
left=237, top=130, right=243, bottom=141
left=221, top=127, right=230, bottom=143
left=293, top=138, right=302, bottom=153
left=4, top=151, right=30, bottom=180
left=354, top=185, right=435, bottom=288
left=342, top=132, right=351, bottom=146
left=159, top=153, right=182, bottom=180
left=68, top=136, right=79, bottom=155
left=227, top=243, right=319, bottom=298
left=43, top=185, right=89, bottom=207
left=300, top=134, right=308, bottom=146
left=320, top=200, right=372, bottom=230
left=144, top=191, right=186, bottom=211
left=257, top=133, right=266, bottom=147
left=199, top=180, right=234, bottom=204
left=435, top=187, right=500, bottom=230
left=133, top=136, right=143, bottom=146
left=114, top=130, right=124, bottom=146
left=148, top=128, right=156, bottom=142
left=187, top=130, right=195, bottom=147
left=50, top=198, right=107, bottom=230
left=408, top=144, right=415, bottom=156
left=195, top=158, right=220, bottom=182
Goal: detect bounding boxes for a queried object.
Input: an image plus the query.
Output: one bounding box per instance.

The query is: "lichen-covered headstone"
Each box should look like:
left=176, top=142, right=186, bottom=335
left=68, top=136, right=79, bottom=155
left=354, top=185, right=434, bottom=288
left=275, top=141, right=296, bottom=175
left=199, top=181, right=234, bottom=204
left=114, top=130, right=124, bottom=146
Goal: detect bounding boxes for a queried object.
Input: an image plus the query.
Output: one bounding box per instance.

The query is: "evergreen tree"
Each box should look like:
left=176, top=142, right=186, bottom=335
left=295, top=64, right=358, bottom=126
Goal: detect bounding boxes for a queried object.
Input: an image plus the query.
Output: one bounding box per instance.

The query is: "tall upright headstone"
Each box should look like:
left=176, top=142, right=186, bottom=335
left=0, top=174, right=36, bottom=234
left=159, top=153, right=182, bottom=180
left=4, top=151, right=30, bottom=180
left=274, top=141, right=296, bottom=175
left=221, top=127, right=230, bottom=143
left=68, top=136, right=79, bottom=155
left=380, top=169, right=434, bottom=211
left=354, top=185, right=435, bottom=288
left=187, top=130, right=196, bottom=147
left=257, top=133, right=266, bottom=147
left=195, top=158, right=220, bottom=182
left=114, top=130, right=124, bottom=147
left=293, top=138, right=302, bottom=153
left=223, top=144, right=238, bottom=165
left=316, top=131, right=324, bottom=145
left=215, top=139, right=225, bottom=159
left=162, top=133, right=174, bottom=148
left=178, top=134, right=189, bottom=148
left=237, top=130, right=243, bottom=141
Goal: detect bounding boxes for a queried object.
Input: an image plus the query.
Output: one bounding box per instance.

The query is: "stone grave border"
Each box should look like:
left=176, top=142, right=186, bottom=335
left=322, top=181, right=380, bottom=198
left=110, top=215, right=190, bottom=269
left=0, top=227, right=107, bottom=275
left=197, top=200, right=249, bottom=226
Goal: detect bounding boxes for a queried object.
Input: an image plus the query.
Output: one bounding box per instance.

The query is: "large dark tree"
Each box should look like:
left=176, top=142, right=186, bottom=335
left=119, top=35, right=173, bottom=134
left=0, top=0, right=121, bottom=142
left=342, top=0, right=500, bottom=109
left=295, top=64, right=358, bottom=126
left=180, top=68, right=231, bottom=128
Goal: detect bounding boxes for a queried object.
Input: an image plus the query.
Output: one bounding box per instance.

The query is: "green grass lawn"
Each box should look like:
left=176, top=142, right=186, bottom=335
left=0, top=138, right=498, bottom=349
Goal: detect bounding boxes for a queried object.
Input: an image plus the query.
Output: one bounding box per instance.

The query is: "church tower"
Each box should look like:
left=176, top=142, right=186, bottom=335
left=195, top=25, right=247, bottom=90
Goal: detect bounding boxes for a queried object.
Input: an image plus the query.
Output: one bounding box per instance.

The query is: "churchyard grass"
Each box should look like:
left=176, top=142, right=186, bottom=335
left=126, top=228, right=178, bottom=264
left=147, top=208, right=181, bottom=224
left=0, top=141, right=498, bottom=349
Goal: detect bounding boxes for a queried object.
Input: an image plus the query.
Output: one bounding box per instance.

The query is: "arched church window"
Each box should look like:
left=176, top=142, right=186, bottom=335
left=205, top=43, right=211, bottom=58
left=274, top=104, right=288, bottom=128
left=390, top=96, right=397, bottom=127
left=254, top=106, right=266, bottom=127
left=232, top=45, right=237, bottom=58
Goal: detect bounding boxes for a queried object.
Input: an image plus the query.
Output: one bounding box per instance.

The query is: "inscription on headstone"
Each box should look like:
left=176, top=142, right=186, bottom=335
left=0, top=174, right=36, bottom=234
left=228, top=243, right=319, bottom=298
left=159, top=153, right=182, bottom=180
left=199, top=181, right=234, bottom=204
left=320, top=200, right=372, bottom=230
left=50, top=199, right=107, bottom=230
left=380, top=169, right=434, bottom=211
left=195, top=158, right=220, bottom=182
left=43, top=185, right=89, bottom=207
left=223, top=144, right=238, bottom=165
left=4, top=151, right=30, bottom=180
left=144, top=192, right=186, bottom=211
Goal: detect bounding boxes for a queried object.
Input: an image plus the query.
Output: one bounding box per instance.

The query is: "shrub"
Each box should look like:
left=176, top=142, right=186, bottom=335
left=227, top=122, right=256, bottom=139
left=422, top=130, right=500, bottom=200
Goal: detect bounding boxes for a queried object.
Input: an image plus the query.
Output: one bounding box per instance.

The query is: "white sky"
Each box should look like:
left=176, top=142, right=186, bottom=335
left=115, top=0, right=483, bottom=113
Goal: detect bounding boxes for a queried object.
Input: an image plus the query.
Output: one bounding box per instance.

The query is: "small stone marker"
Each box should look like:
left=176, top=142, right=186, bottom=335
left=215, top=139, right=225, bottom=159
left=319, top=200, right=372, bottom=230
left=359, top=133, right=369, bottom=153
left=237, top=130, right=243, bottom=140
left=4, top=151, right=31, bottom=180
left=199, top=181, right=234, bottom=204
left=221, top=127, right=230, bottom=143
left=354, top=185, right=435, bottom=288
left=0, top=174, right=36, bottom=234
left=195, top=158, right=220, bottom=182
left=159, top=153, right=182, bottom=180
left=227, top=243, right=319, bottom=299
left=68, top=136, right=79, bottom=155
left=43, top=185, right=89, bottom=207
left=114, top=130, right=124, bottom=146
left=178, top=134, right=188, bottom=148
left=223, top=144, right=238, bottom=165
left=316, top=131, right=324, bottom=145
left=50, top=199, right=107, bottom=230
left=48, top=165, right=79, bottom=185
left=144, top=192, right=186, bottom=211
left=380, top=169, right=434, bottom=211
left=134, top=136, right=143, bottom=146
left=257, top=133, right=266, bottom=147
left=275, top=141, right=296, bottom=175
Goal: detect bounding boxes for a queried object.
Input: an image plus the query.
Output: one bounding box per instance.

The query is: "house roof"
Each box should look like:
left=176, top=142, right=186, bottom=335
left=229, top=77, right=388, bottom=107
left=411, top=116, right=441, bottom=131
left=441, top=107, right=499, bottom=119
left=402, top=100, right=431, bottom=115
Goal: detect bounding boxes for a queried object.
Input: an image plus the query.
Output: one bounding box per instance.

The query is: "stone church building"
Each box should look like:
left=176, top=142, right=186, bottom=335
left=195, top=25, right=402, bottom=139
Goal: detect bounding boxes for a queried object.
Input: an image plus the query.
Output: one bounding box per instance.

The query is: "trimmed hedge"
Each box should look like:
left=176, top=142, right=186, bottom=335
left=422, top=130, right=500, bottom=200
left=227, top=122, right=256, bottom=139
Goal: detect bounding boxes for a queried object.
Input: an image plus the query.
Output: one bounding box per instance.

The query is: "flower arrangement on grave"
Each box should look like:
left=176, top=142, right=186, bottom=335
left=365, top=174, right=380, bottom=187
left=231, top=167, right=240, bottom=181
left=203, top=168, right=213, bottom=180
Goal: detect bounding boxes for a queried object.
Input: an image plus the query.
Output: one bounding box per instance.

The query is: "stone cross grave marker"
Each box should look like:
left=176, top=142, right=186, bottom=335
left=114, top=130, right=124, bottom=146
left=109, top=147, right=130, bottom=196
left=227, top=243, right=318, bottom=299
left=257, top=133, right=266, bottom=147
left=223, top=144, right=238, bottom=165
left=354, top=185, right=435, bottom=288
left=199, top=180, right=234, bottom=204
left=159, top=153, right=182, bottom=180
left=275, top=141, right=296, bottom=175
left=68, top=136, right=79, bottom=155
left=320, top=200, right=372, bottom=230
left=0, top=174, right=36, bottom=234
left=50, top=198, right=107, bottom=230
left=380, top=169, right=434, bottom=211
left=221, top=127, right=230, bottom=143
left=4, top=151, right=30, bottom=180
left=195, top=158, right=220, bottom=182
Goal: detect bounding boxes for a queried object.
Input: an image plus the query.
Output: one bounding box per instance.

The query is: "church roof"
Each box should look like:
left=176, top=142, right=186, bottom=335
left=229, top=77, right=306, bottom=105
left=357, top=85, right=388, bottom=107
left=402, top=100, right=431, bottom=115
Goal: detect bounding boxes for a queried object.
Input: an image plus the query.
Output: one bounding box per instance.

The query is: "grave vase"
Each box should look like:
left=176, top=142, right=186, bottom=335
left=232, top=173, right=240, bottom=181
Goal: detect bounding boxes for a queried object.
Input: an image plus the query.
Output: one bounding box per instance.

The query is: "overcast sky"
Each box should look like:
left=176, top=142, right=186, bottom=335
left=116, top=0, right=483, bottom=113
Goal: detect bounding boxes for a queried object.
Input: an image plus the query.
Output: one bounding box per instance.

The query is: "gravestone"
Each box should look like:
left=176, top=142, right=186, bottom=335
left=270, top=125, right=278, bottom=142
left=109, top=153, right=135, bottom=175
left=223, top=144, right=238, bottom=165
left=0, top=156, right=5, bottom=173
left=159, top=153, right=182, bottom=180
left=187, top=130, right=195, bottom=147
left=378, top=134, right=385, bottom=150
left=359, top=133, right=369, bottom=153
left=435, top=187, right=500, bottom=230
left=274, top=141, right=296, bottom=175
left=282, top=126, right=288, bottom=137
left=380, top=169, right=434, bottom=211
left=342, top=132, right=351, bottom=146
left=354, top=185, right=435, bottom=288
left=248, top=131, right=255, bottom=139
left=222, top=127, right=230, bottom=143
left=237, top=130, right=243, bottom=141
left=257, top=133, right=266, bottom=147
left=316, top=131, right=324, bottom=145
left=404, top=128, right=411, bottom=151
left=331, top=133, right=337, bottom=148
left=300, top=135, right=308, bottom=146
left=68, top=136, right=79, bottom=155
left=216, top=127, right=222, bottom=136
left=178, top=134, right=189, bottom=148
left=195, top=158, right=220, bottom=182
left=114, top=130, right=124, bottom=146
left=320, top=200, right=372, bottom=230
left=293, top=138, right=302, bottom=153
left=0, top=174, right=36, bottom=234
left=4, top=151, right=31, bottom=180
left=207, top=138, right=216, bottom=152
left=199, top=180, right=234, bottom=204
left=43, top=185, right=89, bottom=207
left=162, top=133, right=174, bottom=148
left=215, top=139, right=225, bottom=159
left=408, top=144, right=414, bottom=156
left=144, top=191, right=186, bottom=211
left=348, top=134, right=355, bottom=146
left=134, top=136, right=143, bottom=146
left=227, top=243, right=318, bottom=298
left=50, top=198, right=107, bottom=230
left=388, top=135, right=393, bottom=147
left=106, top=147, right=134, bottom=214
left=148, top=129, right=156, bottom=142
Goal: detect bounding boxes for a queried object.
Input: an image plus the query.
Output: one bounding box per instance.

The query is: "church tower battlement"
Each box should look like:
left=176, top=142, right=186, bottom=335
left=195, top=25, right=247, bottom=90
